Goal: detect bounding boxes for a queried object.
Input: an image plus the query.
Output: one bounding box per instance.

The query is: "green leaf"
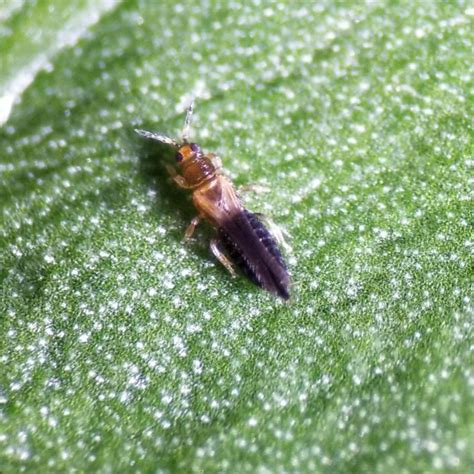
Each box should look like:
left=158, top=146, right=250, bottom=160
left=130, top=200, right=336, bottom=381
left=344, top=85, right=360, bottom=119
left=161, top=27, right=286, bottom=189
left=1, top=1, right=472, bottom=472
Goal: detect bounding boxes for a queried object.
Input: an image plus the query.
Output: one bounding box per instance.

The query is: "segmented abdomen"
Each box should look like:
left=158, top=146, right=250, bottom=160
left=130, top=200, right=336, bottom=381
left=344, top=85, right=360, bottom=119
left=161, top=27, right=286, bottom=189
left=218, top=210, right=290, bottom=299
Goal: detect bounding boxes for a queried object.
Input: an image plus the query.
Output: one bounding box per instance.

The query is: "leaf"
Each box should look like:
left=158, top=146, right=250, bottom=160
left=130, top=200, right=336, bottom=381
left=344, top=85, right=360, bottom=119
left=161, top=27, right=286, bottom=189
left=1, top=1, right=472, bottom=472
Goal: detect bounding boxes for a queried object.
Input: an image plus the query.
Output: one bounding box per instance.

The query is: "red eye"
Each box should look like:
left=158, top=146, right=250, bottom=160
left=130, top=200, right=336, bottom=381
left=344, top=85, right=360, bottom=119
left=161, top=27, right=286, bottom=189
left=175, top=152, right=184, bottom=162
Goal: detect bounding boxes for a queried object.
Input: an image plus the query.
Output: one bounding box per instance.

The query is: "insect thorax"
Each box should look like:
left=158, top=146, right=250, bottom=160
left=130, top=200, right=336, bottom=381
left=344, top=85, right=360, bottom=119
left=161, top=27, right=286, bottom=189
left=182, top=156, right=217, bottom=187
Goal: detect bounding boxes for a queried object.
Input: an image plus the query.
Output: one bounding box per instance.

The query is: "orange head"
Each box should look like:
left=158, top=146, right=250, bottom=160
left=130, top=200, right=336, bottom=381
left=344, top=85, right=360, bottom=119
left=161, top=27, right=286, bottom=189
left=175, top=143, right=202, bottom=165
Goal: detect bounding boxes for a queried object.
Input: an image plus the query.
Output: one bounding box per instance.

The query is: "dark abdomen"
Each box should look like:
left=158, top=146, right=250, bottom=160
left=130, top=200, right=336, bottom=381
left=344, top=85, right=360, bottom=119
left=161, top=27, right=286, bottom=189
left=218, top=210, right=290, bottom=299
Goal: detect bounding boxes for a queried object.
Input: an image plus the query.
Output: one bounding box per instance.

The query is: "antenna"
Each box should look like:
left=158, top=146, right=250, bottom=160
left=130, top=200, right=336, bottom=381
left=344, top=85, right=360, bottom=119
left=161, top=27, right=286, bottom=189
left=134, top=129, right=179, bottom=147
left=181, top=99, right=194, bottom=143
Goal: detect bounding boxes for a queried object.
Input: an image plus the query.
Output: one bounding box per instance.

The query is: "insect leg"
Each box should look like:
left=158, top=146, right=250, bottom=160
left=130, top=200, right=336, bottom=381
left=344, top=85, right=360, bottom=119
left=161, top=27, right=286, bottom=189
left=165, top=164, right=194, bottom=189
left=210, top=238, right=237, bottom=277
left=237, top=183, right=270, bottom=194
left=184, top=216, right=201, bottom=240
left=182, top=100, right=194, bottom=143
left=254, top=213, right=292, bottom=253
left=207, top=153, right=222, bottom=170
left=165, top=164, right=178, bottom=177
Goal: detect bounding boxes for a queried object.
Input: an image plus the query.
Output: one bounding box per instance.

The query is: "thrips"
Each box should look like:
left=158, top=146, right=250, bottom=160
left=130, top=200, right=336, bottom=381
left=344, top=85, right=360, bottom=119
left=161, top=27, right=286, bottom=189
left=135, top=103, right=290, bottom=299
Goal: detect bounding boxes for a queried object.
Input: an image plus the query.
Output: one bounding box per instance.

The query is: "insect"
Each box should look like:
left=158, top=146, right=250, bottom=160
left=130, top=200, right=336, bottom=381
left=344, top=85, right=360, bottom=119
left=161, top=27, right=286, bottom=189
left=135, top=102, right=290, bottom=299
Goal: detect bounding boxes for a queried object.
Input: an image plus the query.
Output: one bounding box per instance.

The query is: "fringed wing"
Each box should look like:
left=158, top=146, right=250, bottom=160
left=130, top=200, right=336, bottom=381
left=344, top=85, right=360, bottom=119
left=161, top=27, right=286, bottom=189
left=218, top=210, right=290, bottom=299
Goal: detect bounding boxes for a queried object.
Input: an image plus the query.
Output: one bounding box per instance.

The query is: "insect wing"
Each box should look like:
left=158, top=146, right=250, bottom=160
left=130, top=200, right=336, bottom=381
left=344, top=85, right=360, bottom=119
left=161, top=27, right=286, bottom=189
left=218, top=210, right=290, bottom=299
left=192, top=176, right=242, bottom=226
